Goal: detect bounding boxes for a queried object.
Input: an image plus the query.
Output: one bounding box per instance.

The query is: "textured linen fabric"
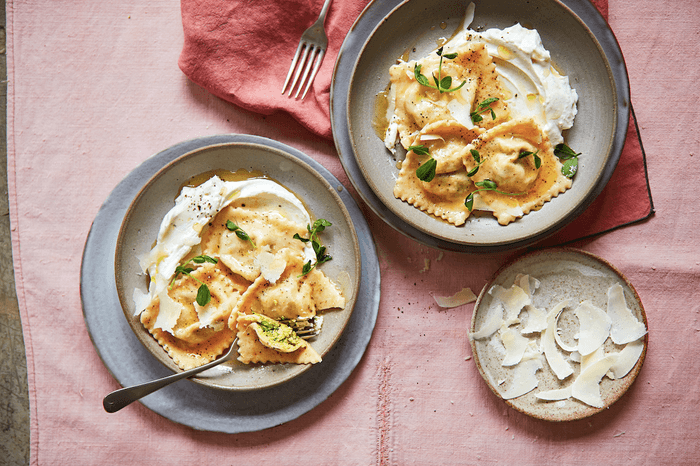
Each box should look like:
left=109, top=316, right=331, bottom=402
left=6, top=0, right=700, bottom=464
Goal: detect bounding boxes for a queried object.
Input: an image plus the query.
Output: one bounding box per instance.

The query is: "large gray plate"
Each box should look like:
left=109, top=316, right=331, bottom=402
left=81, top=135, right=380, bottom=433
left=331, top=0, right=630, bottom=252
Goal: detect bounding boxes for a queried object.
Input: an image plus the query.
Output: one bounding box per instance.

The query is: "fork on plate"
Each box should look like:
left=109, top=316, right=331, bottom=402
left=103, top=317, right=322, bottom=413
left=281, top=0, right=333, bottom=99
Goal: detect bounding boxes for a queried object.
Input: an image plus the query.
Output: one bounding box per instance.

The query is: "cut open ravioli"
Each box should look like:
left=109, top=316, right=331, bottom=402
left=230, top=247, right=345, bottom=364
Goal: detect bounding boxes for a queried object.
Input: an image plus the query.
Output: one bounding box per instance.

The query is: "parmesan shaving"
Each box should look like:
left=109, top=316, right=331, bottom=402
left=434, top=287, right=477, bottom=308
left=520, top=306, right=547, bottom=334
left=542, top=299, right=574, bottom=380
left=574, top=300, right=612, bottom=356
left=489, top=283, right=530, bottom=325
left=470, top=302, right=504, bottom=339
left=153, top=288, right=184, bottom=334
left=499, top=326, right=530, bottom=366
left=607, top=338, right=644, bottom=379
left=607, top=284, right=647, bottom=345
left=500, top=358, right=542, bottom=399
left=536, top=386, right=572, bottom=401
left=571, top=355, right=615, bottom=408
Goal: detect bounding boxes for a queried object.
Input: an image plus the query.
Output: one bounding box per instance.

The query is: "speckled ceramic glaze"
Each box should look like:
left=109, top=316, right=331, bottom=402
left=114, top=141, right=361, bottom=391
left=332, top=0, right=629, bottom=252
left=470, top=249, right=648, bottom=421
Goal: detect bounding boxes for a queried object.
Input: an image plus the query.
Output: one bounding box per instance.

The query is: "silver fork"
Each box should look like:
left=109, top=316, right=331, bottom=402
left=281, top=0, right=333, bottom=99
left=103, top=317, right=323, bottom=413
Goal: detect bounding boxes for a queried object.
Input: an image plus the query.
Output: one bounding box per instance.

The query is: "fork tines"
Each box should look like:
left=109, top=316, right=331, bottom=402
left=281, top=42, right=326, bottom=100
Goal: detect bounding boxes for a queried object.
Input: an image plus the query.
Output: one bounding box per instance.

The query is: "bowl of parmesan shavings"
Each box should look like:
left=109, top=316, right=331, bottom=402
left=114, top=139, right=361, bottom=391
left=339, top=0, right=629, bottom=252
left=469, top=248, right=648, bottom=421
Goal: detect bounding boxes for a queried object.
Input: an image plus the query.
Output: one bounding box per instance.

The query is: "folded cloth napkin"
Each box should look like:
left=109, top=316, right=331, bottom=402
left=178, top=0, right=653, bottom=244
left=179, top=0, right=372, bottom=140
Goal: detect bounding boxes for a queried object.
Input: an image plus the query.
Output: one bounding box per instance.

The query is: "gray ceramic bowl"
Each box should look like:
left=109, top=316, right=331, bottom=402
left=115, top=142, right=361, bottom=391
left=333, top=0, right=629, bottom=252
left=470, top=248, right=648, bottom=421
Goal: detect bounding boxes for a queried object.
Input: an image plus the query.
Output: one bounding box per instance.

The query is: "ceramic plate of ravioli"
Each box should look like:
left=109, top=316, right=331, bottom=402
left=469, top=249, right=648, bottom=421
left=82, top=135, right=379, bottom=433
left=332, top=0, right=630, bottom=252
left=113, top=141, right=362, bottom=391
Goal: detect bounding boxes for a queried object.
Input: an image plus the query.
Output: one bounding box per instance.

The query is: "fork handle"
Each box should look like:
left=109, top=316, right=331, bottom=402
left=103, top=338, right=237, bottom=413
left=317, top=0, right=333, bottom=23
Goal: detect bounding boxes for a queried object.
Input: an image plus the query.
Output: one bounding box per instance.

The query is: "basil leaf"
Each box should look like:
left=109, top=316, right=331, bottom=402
left=467, top=166, right=479, bottom=177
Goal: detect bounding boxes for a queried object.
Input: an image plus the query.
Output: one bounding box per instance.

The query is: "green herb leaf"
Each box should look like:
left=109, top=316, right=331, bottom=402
left=414, top=64, right=432, bottom=87
left=554, top=143, right=581, bottom=178
left=413, top=48, right=466, bottom=94
left=295, top=219, right=334, bottom=277
left=470, top=98, right=499, bottom=123
left=464, top=179, right=526, bottom=212
left=196, top=284, right=211, bottom=307
left=475, top=179, right=498, bottom=190
left=169, top=256, right=217, bottom=306
left=226, top=220, right=256, bottom=248
left=518, top=149, right=542, bottom=169
left=554, top=143, right=581, bottom=159
left=465, top=192, right=475, bottom=211
left=467, top=149, right=484, bottom=177
left=416, top=158, right=437, bottom=182
left=561, top=157, right=578, bottom=178
left=192, top=254, right=218, bottom=264
left=408, top=145, right=430, bottom=156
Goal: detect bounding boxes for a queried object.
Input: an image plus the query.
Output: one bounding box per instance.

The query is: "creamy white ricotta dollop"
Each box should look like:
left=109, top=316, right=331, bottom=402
left=132, top=175, right=314, bottom=316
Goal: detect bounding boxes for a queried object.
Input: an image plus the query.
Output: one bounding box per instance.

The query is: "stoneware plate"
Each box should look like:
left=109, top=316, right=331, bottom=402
left=470, top=248, right=648, bottom=421
left=332, top=0, right=629, bottom=252
left=81, top=135, right=380, bottom=433
left=114, top=141, right=361, bottom=391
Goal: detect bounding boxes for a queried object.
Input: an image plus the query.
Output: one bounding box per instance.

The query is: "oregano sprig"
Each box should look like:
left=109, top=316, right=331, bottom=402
left=226, top=220, right=256, bottom=249
left=169, top=255, right=218, bottom=306
left=470, top=97, right=499, bottom=123
left=464, top=179, right=525, bottom=212
left=554, top=143, right=581, bottom=178
left=413, top=46, right=467, bottom=94
left=294, top=219, right=333, bottom=276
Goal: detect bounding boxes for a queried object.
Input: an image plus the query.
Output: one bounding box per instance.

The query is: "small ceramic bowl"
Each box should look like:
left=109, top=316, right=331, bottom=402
left=114, top=142, right=361, bottom=391
left=470, top=248, right=647, bottom=421
left=342, top=0, right=629, bottom=251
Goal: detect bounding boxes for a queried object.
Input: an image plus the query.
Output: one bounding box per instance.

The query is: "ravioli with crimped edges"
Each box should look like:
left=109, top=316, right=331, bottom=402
left=382, top=13, right=578, bottom=226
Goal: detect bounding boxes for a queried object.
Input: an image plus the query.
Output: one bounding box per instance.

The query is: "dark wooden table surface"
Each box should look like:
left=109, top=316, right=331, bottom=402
left=0, top=0, right=31, bottom=463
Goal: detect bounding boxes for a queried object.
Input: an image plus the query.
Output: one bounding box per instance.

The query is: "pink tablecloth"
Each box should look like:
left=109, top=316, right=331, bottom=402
left=6, top=0, right=700, bottom=464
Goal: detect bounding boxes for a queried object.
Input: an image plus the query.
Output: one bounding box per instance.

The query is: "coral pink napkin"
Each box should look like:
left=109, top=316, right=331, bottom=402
left=178, top=0, right=653, bottom=244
